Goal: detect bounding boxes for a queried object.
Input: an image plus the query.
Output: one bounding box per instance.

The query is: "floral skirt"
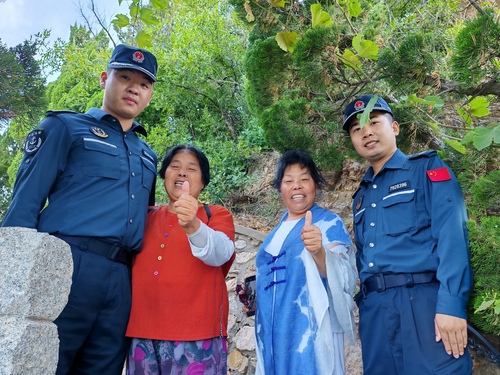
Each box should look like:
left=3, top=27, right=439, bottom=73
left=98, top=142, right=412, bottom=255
left=126, top=337, right=227, bottom=375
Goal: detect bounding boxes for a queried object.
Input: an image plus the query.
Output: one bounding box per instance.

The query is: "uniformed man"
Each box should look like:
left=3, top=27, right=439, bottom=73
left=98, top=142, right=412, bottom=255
left=343, top=95, right=473, bottom=374
left=3, top=44, right=159, bottom=375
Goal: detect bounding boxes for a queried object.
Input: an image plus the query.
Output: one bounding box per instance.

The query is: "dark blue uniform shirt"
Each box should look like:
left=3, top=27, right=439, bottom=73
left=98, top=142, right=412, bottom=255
left=3, top=108, right=157, bottom=251
left=352, top=149, right=473, bottom=318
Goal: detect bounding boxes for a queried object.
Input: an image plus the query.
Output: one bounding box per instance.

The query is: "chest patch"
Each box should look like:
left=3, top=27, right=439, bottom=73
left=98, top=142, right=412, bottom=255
left=90, top=126, right=108, bottom=138
left=388, top=180, right=410, bottom=193
left=24, top=129, right=45, bottom=155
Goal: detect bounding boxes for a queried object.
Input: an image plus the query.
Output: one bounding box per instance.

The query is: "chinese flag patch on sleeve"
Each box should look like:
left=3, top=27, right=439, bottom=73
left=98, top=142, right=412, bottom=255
left=427, top=167, right=451, bottom=182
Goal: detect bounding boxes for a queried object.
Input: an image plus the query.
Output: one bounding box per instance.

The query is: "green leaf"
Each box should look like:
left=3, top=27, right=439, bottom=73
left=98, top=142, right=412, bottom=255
left=462, top=131, right=475, bottom=144
left=475, top=299, right=494, bottom=313
left=129, top=3, right=140, bottom=18
left=406, top=94, right=433, bottom=105
left=311, top=4, right=333, bottom=29
left=136, top=30, right=153, bottom=49
left=358, top=95, right=379, bottom=129
left=423, top=95, right=444, bottom=108
left=347, top=0, right=363, bottom=18
left=473, top=125, right=500, bottom=150
left=456, top=106, right=473, bottom=126
left=340, top=49, right=361, bottom=71
left=276, top=31, right=298, bottom=53
left=469, top=96, right=490, bottom=117
left=471, top=106, right=490, bottom=117
left=269, top=0, right=285, bottom=7
left=352, top=34, right=378, bottom=60
left=427, top=121, right=440, bottom=131
left=150, top=0, right=168, bottom=9
left=111, top=14, right=130, bottom=28
left=244, top=2, right=255, bottom=22
left=443, top=139, right=466, bottom=154
left=461, top=123, right=500, bottom=150
left=139, top=8, right=160, bottom=26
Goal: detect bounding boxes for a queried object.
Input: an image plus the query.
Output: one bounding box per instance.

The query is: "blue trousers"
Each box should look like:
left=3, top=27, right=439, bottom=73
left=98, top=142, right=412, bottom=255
left=55, top=246, right=132, bottom=375
left=356, top=283, right=472, bottom=375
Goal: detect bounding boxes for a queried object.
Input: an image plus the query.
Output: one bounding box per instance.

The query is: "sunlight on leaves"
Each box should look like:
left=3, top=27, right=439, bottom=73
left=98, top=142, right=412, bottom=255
left=340, top=49, right=361, bottom=71
left=276, top=31, right=298, bottom=53
left=469, top=96, right=490, bottom=117
left=130, top=3, right=140, bottom=18
left=352, top=34, right=378, bottom=60
left=112, top=14, right=130, bottom=28
left=151, top=0, right=168, bottom=9
left=311, top=4, right=333, bottom=29
left=269, top=0, right=285, bottom=7
left=136, top=30, right=153, bottom=49
left=140, top=7, right=160, bottom=26
left=347, top=0, right=362, bottom=18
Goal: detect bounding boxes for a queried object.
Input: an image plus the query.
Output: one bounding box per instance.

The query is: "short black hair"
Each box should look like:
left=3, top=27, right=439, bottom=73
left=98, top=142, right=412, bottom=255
left=158, top=145, right=210, bottom=187
left=271, top=150, right=326, bottom=192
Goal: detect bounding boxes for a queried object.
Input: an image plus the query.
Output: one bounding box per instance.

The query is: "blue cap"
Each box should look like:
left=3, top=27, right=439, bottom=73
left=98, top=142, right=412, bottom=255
left=108, top=44, right=158, bottom=82
left=342, top=94, right=393, bottom=132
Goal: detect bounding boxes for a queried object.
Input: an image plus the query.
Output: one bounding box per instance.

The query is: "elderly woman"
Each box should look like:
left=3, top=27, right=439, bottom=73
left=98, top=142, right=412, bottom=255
left=253, top=150, right=357, bottom=375
left=126, top=145, right=235, bottom=375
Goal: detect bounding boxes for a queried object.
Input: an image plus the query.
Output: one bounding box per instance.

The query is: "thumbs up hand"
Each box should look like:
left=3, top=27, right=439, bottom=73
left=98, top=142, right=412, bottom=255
left=301, top=211, right=323, bottom=255
left=173, top=181, right=200, bottom=232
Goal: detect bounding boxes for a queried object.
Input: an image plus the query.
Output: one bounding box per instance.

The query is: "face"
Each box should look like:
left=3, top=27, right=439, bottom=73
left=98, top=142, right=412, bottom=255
left=280, top=163, right=317, bottom=220
left=349, top=111, right=399, bottom=174
left=100, top=69, right=153, bottom=128
left=163, top=150, right=205, bottom=202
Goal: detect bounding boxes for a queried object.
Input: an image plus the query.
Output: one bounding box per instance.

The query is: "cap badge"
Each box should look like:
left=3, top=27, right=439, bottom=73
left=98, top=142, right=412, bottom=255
left=90, top=126, right=108, bottom=138
left=132, top=51, right=145, bottom=64
left=354, top=100, right=365, bottom=110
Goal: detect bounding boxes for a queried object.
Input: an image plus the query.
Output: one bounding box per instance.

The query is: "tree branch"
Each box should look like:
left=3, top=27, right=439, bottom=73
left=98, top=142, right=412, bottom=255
left=424, top=76, right=500, bottom=96
left=468, top=0, right=488, bottom=16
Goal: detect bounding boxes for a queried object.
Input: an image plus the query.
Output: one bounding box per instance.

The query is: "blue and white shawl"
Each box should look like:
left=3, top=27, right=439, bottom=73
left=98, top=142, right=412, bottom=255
left=255, top=204, right=357, bottom=375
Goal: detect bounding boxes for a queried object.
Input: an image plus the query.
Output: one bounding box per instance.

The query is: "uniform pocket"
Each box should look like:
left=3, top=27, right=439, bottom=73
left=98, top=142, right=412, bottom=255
left=381, top=189, right=417, bottom=235
left=83, top=138, right=120, bottom=179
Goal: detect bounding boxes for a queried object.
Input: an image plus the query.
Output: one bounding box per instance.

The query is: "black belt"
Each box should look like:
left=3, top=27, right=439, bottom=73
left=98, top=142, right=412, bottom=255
left=362, top=272, right=437, bottom=297
left=53, top=234, right=135, bottom=266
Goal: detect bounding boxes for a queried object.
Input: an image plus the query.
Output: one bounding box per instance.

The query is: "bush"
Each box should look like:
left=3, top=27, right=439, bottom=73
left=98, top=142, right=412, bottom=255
left=467, top=216, right=500, bottom=335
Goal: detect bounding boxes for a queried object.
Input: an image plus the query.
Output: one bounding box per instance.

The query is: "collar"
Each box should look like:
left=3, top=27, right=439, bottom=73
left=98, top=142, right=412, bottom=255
left=86, top=108, right=148, bottom=136
left=361, top=149, right=406, bottom=182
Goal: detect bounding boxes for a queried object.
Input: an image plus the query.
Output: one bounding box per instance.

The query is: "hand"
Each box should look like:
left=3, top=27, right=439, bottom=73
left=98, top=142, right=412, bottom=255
left=235, top=284, right=250, bottom=313
left=173, top=181, right=200, bottom=233
left=434, top=313, right=468, bottom=358
left=301, top=211, right=323, bottom=254
left=301, top=211, right=327, bottom=278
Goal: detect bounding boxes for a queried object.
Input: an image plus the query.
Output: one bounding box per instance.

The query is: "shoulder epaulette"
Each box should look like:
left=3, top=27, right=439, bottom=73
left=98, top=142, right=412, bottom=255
left=408, top=150, right=437, bottom=159
left=46, top=110, right=78, bottom=117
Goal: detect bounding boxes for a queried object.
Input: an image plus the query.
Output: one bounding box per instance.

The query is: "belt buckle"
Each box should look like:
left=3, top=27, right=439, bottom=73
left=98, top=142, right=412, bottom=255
left=107, top=243, right=122, bottom=261
left=374, top=274, right=386, bottom=292
left=404, top=273, right=414, bottom=288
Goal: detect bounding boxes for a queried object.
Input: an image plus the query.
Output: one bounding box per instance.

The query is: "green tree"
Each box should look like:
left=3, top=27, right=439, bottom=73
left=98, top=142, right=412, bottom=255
left=110, top=0, right=255, bottom=203
left=0, top=39, right=47, bottom=221
left=229, top=0, right=500, bottom=163
left=0, top=40, right=47, bottom=129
